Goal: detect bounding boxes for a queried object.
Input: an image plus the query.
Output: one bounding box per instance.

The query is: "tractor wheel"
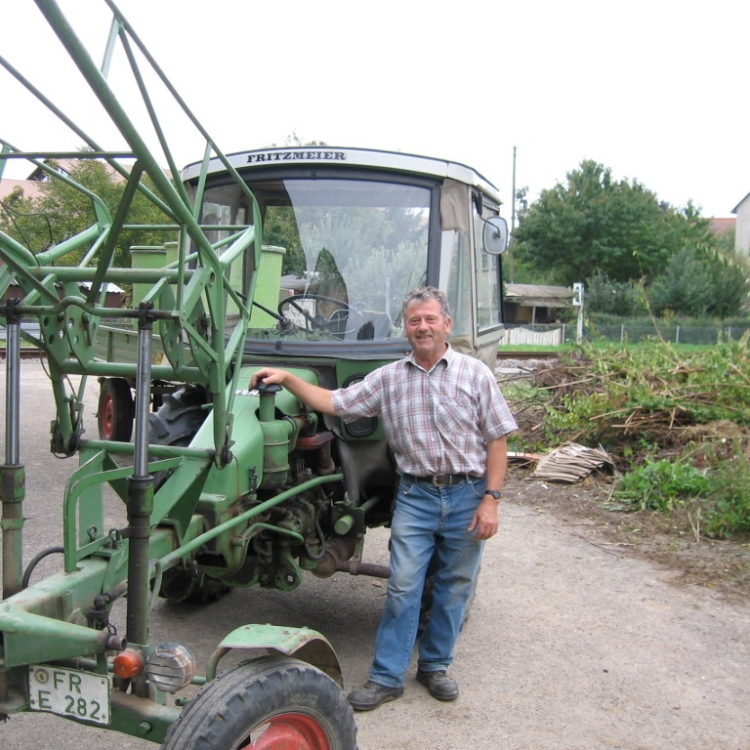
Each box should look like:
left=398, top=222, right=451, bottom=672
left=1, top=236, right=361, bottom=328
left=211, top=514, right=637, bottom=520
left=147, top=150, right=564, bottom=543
left=158, top=566, right=230, bottom=605
left=161, top=655, right=357, bottom=750
left=148, top=384, right=227, bottom=604
left=149, top=385, right=208, bottom=448
left=149, top=384, right=208, bottom=487
left=97, top=378, right=135, bottom=441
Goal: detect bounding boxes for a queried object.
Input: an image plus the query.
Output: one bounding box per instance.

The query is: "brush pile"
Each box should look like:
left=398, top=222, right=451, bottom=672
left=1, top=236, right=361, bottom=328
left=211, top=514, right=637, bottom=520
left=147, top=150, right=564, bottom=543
left=507, top=336, right=750, bottom=467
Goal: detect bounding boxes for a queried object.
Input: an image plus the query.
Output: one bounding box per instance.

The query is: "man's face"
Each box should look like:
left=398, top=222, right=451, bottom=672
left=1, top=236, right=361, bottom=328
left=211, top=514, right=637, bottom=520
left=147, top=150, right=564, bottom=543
left=404, top=298, right=452, bottom=362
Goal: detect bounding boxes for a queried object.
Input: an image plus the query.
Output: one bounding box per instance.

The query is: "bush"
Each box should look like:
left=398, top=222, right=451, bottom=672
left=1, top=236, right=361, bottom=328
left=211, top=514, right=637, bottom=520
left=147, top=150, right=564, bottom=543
left=611, top=459, right=708, bottom=513
left=647, top=246, right=749, bottom=319
left=586, top=272, right=647, bottom=317
left=701, top=447, right=750, bottom=538
left=606, top=451, right=750, bottom=538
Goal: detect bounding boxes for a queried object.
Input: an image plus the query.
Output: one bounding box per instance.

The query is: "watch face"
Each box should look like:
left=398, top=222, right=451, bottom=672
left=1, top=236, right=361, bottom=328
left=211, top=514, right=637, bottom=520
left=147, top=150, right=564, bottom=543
left=486, top=490, right=501, bottom=499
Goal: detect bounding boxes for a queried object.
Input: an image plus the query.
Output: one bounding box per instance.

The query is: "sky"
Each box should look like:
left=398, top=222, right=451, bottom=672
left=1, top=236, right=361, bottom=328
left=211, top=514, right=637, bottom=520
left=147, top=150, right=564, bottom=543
left=1, top=0, right=748, bottom=219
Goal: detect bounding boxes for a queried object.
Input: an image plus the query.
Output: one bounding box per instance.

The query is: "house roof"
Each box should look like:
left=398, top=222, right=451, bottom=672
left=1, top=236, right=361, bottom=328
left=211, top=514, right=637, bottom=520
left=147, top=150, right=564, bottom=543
left=732, top=192, right=750, bottom=214
left=709, top=217, right=736, bottom=236
left=0, top=178, right=44, bottom=201
left=505, top=283, right=572, bottom=308
left=26, top=158, right=77, bottom=182
left=1, top=158, right=131, bottom=203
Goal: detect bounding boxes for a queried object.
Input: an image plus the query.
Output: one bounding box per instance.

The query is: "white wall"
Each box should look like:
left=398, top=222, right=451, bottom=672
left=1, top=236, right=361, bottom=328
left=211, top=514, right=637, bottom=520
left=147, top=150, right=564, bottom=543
left=734, top=193, right=750, bottom=255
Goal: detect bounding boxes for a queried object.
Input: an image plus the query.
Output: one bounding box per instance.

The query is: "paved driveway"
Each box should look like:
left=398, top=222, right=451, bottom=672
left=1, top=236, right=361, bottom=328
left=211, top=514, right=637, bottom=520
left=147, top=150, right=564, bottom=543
left=1, top=361, right=748, bottom=749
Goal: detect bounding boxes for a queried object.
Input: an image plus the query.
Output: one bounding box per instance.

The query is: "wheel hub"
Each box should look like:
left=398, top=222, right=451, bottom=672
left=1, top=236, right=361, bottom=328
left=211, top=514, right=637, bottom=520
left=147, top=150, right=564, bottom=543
left=243, top=712, right=330, bottom=750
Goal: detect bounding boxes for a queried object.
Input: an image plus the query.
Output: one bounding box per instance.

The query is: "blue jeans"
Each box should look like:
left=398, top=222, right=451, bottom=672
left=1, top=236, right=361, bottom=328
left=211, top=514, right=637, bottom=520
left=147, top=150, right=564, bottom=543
left=369, top=475, right=486, bottom=688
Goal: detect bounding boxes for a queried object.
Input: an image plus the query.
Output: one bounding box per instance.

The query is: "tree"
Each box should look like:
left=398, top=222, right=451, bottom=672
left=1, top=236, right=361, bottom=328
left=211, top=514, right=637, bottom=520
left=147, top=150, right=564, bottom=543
left=648, top=245, right=749, bottom=319
left=0, top=156, right=172, bottom=267
left=585, top=271, right=647, bottom=317
left=262, top=133, right=328, bottom=275
left=513, top=160, right=714, bottom=287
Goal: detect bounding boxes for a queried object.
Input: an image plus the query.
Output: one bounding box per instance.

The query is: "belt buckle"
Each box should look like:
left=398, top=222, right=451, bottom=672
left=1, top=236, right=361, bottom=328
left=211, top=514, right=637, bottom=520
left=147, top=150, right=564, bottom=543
left=432, top=474, right=450, bottom=487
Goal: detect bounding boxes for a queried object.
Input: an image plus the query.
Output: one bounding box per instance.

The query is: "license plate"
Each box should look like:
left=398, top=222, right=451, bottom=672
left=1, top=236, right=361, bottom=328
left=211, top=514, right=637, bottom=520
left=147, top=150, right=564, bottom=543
left=28, top=665, right=111, bottom=726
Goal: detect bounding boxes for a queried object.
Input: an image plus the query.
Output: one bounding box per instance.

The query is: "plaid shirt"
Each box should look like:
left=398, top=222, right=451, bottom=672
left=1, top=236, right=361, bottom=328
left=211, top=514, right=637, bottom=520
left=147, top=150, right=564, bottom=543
left=331, top=346, right=517, bottom=477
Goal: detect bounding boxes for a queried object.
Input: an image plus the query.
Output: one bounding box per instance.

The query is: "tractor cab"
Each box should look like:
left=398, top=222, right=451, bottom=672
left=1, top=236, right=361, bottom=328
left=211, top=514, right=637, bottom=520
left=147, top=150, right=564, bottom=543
left=182, top=147, right=509, bottom=368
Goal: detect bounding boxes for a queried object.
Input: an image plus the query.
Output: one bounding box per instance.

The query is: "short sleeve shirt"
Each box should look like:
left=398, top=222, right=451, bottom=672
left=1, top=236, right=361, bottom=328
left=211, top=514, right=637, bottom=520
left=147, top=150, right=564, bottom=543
left=330, top=346, right=517, bottom=476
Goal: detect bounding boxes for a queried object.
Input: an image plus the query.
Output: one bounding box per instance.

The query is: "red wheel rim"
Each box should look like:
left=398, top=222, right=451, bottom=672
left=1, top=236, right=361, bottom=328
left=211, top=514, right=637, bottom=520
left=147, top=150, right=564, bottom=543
left=100, top=391, right=115, bottom=440
left=241, top=712, right=330, bottom=750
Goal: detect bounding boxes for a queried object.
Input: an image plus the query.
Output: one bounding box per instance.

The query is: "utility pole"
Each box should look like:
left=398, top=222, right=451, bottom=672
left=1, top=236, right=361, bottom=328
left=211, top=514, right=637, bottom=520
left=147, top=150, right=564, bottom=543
left=509, top=146, right=516, bottom=283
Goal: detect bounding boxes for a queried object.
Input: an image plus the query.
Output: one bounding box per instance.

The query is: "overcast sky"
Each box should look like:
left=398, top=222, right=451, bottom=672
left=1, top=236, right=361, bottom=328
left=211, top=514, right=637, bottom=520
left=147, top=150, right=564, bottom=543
left=1, top=0, right=747, bottom=218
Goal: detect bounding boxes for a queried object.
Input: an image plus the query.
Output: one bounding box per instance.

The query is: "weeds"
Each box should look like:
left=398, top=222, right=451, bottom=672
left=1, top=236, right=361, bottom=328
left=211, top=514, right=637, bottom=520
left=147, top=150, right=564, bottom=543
left=610, top=459, right=708, bottom=513
left=515, top=337, right=750, bottom=538
left=701, top=449, right=750, bottom=538
left=607, top=448, right=750, bottom=538
left=535, top=338, right=750, bottom=449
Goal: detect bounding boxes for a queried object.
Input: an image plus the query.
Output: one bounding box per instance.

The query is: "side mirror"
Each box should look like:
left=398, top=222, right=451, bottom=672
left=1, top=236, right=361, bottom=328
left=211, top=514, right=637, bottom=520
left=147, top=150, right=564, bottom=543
left=482, top=217, right=509, bottom=256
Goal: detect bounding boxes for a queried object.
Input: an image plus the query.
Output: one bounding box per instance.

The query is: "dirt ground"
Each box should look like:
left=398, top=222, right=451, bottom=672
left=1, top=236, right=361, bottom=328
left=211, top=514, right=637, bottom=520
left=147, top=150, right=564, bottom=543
left=503, top=463, right=750, bottom=602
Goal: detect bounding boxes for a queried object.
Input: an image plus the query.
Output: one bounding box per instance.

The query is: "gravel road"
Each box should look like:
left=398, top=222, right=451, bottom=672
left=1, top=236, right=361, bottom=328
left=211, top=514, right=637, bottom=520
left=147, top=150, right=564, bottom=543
left=1, top=361, right=748, bottom=749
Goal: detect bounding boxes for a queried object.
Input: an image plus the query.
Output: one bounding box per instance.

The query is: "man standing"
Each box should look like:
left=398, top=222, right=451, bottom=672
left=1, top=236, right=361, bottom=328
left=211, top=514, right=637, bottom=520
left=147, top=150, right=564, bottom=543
left=250, top=286, right=517, bottom=710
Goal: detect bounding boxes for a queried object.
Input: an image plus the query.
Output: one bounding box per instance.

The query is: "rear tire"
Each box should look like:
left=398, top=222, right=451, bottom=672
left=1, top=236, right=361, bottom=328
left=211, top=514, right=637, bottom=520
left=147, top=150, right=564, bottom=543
left=161, top=655, right=357, bottom=750
left=149, top=385, right=208, bottom=447
left=97, top=377, right=135, bottom=441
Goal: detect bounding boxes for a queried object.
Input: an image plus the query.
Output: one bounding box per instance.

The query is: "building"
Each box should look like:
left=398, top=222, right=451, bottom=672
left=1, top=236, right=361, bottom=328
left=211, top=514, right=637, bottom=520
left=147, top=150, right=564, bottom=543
left=503, top=283, right=572, bottom=324
left=732, top=193, right=750, bottom=255
left=0, top=178, right=44, bottom=201
left=0, top=158, right=79, bottom=201
left=709, top=216, right=736, bottom=240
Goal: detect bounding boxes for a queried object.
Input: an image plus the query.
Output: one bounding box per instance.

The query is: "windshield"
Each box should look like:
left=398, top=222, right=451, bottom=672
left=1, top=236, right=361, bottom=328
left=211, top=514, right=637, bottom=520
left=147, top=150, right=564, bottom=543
left=200, top=176, right=431, bottom=345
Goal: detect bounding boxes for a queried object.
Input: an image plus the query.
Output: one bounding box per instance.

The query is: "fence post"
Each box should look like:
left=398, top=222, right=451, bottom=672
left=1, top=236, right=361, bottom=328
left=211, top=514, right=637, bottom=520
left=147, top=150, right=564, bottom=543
left=675, top=326, right=680, bottom=344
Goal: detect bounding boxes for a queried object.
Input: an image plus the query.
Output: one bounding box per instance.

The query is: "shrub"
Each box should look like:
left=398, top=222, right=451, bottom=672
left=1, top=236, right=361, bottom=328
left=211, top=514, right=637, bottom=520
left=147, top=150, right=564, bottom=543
left=701, top=448, right=750, bottom=538
left=611, top=459, right=708, bottom=513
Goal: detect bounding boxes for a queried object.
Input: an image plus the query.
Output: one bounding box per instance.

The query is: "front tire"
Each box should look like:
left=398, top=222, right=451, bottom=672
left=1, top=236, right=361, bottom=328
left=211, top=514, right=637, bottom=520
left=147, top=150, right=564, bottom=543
left=161, top=655, right=357, bottom=750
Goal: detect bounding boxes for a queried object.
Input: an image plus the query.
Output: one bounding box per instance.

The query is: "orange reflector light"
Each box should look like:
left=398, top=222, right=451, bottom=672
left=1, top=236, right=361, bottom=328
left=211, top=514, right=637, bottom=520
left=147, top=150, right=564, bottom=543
left=113, top=649, right=144, bottom=679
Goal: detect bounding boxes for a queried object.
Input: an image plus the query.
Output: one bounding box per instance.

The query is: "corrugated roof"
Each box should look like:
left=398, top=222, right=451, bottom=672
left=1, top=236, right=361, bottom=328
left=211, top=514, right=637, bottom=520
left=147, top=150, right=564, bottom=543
left=505, top=284, right=572, bottom=300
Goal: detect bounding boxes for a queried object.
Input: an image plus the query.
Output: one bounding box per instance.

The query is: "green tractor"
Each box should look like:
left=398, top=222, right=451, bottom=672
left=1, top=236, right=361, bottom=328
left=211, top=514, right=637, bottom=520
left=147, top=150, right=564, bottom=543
left=0, top=2, right=509, bottom=747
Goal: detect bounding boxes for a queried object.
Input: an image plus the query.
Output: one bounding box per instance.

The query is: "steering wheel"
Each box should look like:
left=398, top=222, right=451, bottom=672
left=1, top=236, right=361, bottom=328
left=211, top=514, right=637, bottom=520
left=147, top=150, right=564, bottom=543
left=278, top=294, right=353, bottom=333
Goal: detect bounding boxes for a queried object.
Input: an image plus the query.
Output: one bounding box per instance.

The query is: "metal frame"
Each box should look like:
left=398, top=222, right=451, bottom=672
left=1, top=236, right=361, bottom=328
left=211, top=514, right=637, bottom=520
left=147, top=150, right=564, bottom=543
left=0, top=1, right=344, bottom=740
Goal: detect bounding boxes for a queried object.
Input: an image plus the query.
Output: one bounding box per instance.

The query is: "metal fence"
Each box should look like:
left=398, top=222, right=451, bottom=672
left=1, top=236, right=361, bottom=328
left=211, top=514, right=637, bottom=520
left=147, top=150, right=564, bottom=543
left=499, top=323, right=750, bottom=347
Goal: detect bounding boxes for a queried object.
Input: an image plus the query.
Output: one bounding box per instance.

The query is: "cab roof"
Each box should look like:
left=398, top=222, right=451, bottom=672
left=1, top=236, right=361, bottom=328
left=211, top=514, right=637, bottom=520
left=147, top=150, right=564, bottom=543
left=181, top=146, right=502, bottom=203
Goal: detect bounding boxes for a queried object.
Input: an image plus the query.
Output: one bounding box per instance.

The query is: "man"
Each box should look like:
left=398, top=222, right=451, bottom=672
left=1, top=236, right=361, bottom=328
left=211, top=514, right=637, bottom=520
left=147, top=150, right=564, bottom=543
left=250, top=286, right=517, bottom=710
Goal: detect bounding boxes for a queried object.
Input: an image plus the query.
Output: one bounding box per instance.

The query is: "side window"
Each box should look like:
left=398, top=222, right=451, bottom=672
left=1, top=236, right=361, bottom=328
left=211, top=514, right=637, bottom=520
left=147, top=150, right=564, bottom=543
left=473, top=200, right=502, bottom=331
left=442, top=229, right=472, bottom=336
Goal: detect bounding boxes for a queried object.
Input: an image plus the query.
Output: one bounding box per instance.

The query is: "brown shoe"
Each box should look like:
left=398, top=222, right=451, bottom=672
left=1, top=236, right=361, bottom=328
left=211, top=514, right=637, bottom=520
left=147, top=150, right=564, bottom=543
left=416, top=669, right=459, bottom=701
left=347, top=680, right=404, bottom=711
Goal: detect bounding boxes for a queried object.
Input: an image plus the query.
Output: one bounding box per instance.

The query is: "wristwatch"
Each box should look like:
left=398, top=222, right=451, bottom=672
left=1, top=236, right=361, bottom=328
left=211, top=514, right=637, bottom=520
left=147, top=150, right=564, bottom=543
left=484, top=490, right=502, bottom=500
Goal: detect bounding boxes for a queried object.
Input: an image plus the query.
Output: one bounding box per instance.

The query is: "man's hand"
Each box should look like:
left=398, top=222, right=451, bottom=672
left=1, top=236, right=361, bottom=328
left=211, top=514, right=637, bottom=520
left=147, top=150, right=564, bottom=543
left=468, top=496, right=499, bottom=540
left=249, top=368, right=286, bottom=390
left=249, top=368, right=336, bottom=416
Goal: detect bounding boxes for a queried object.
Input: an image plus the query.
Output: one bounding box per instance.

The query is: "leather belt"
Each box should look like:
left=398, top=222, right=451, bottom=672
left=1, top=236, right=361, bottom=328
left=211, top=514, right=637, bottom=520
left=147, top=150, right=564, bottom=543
left=407, top=474, right=471, bottom=487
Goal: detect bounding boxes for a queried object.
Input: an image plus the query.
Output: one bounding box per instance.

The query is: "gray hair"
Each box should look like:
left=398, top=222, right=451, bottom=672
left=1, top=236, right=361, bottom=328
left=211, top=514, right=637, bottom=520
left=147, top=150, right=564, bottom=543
left=401, top=286, right=452, bottom=321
